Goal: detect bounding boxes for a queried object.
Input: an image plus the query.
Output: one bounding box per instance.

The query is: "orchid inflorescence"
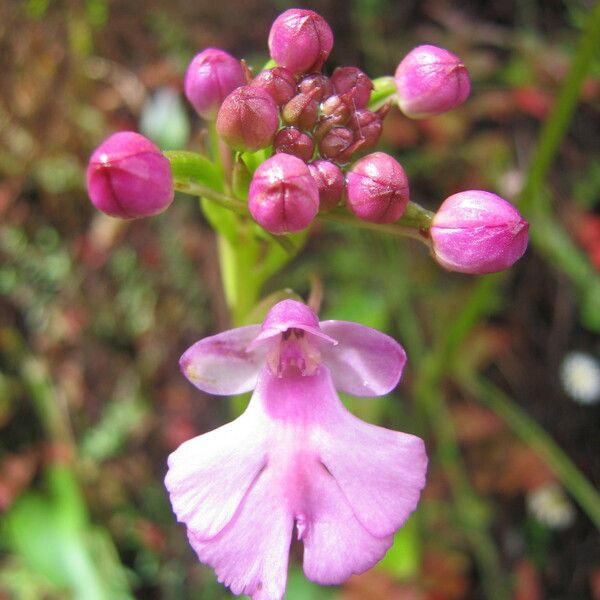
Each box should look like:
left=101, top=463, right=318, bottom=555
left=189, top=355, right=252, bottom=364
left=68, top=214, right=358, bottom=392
left=85, top=8, right=530, bottom=600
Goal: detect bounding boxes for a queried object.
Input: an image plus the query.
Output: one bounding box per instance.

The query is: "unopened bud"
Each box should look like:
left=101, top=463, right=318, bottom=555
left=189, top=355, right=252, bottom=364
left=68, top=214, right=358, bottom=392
left=86, top=132, right=174, bottom=219
left=430, top=190, right=528, bottom=274
left=297, top=73, right=334, bottom=102
left=321, top=93, right=353, bottom=123
left=394, top=45, right=470, bottom=118
left=318, top=127, right=354, bottom=162
left=274, top=127, right=314, bottom=162
left=282, top=92, right=319, bottom=130
left=216, top=86, right=279, bottom=151
left=349, top=110, right=383, bottom=152
left=331, top=67, right=373, bottom=109
left=251, top=66, right=297, bottom=106
left=346, top=152, right=409, bottom=223
left=308, top=160, right=345, bottom=211
left=184, top=48, right=245, bottom=120
left=268, top=9, right=334, bottom=75
left=249, top=153, right=319, bottom=234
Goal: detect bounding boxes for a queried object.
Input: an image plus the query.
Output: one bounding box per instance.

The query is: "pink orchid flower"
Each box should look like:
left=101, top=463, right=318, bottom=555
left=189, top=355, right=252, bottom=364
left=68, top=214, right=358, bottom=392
left=165, top=299, right=428, bottom=600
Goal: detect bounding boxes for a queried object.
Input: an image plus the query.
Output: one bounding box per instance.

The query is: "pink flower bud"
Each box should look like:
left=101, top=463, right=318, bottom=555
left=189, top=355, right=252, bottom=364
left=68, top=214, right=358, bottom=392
left=251, top=67, right=297, bottom=106
left=318, top=127, right=354, bottom=162
left=184, top=48, right=245, bottom=120
left=274, top=127, right=314, bottom=162
left=216, top=86, right=279, bottom=151
left=331, top=67, right=373, bottom=109
left=349, top=110, right=383, bottom=152
left=86, top=131, right=174, bottom=219
left=346, top=152, right=409, bottom=223
left=394, top=45, right=470, bottom=118
left=297, top=73, right=334, bottom=102
left=430, top=190, right=529, bottom=274
left=249, top=153, right=319, bottom=234
left=282, top=93, right=319, bottom=130
left=308, top=159, right=345, bottom=211
left=268, top=9, right=334, bottom=75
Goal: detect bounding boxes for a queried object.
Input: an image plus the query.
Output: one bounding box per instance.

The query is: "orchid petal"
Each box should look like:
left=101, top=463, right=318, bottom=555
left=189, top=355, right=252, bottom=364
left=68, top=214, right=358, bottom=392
left=301, top=464, right=394, bottom=585
left=319, top=320, right=407, bottom=396
left=188, top=468, right=293, bottom=600
left=319, top=410, right=427, bottom=538
left=179, top=324, right=262, bottom=394
left=165, top=413, right=268, bottom=540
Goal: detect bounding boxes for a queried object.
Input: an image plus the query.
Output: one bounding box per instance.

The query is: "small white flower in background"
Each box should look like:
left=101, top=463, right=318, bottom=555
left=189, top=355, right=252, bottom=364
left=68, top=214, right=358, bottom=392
left=560, top=351, right=600, bottom=405
left=527, top=483, right=576, bottom=529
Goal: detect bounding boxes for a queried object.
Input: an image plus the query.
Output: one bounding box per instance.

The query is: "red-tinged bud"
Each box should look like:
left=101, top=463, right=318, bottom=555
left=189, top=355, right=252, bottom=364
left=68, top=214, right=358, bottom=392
left=216, top=86, right=279, bottom=151
left=394, top=45, right=470, bottom=118
left=86, top=132, right=174, bottom=219
left=346, top=152, right=409, bottom=223
left=430, top=190, right=529, bottom=274
left=308, top=159, right=345, bottom=211
left=320, top=93, right=353, bottom=124
left=318, top=127, right=354, bottom=162
left=331, top=66, right=373, bottom=109
left=249, top=153, right=319, bottom=234
left=268, top=9, right=334, bottom=75
left=184, top=48, right=245, bottom=120
left=273, top=127, right=314, bottom=162
left=297, top=73, right=334, bottom=102
left=282, top=93, right=319, bottom=130
left=251, top=66, right=297, bottom=106
left=348, top=109, right=383, bottom=152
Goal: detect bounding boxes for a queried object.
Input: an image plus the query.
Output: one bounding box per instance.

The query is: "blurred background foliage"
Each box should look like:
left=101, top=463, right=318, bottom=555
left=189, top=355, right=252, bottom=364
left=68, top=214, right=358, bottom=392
left=1, top=0, right=600, bottom=598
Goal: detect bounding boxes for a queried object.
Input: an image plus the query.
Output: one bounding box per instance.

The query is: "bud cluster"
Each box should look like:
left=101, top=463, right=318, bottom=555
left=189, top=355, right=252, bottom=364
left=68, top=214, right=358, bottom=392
left=85, top=8, right=529, bottom=275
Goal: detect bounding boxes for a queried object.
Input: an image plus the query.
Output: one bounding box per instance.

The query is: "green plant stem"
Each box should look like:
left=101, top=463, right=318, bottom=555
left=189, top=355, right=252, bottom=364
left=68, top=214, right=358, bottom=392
left=459, top=373, right=600, bottom=531
left=174, top=181, right=247, bottom=214
left=518, top=1, right=600, bottom=325
left=218, top=233, right=262, bottom=326
left=318, top=211, right=431, bottom=245
left=521, top=0, right=600, bottom=211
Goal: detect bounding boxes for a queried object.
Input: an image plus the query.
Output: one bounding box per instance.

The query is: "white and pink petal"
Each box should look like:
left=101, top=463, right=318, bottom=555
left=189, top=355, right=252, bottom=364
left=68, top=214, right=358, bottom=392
left=319, top=320, right=407, bottom=396
left=318, top=410, right=427, bottom=538
left=300, top=462, right=394, bottom=585
left=188, top=468, right=294, bottom=600
left=179, top=324, right=263, bottom=395
left=165, top=412, right=268, bottom=540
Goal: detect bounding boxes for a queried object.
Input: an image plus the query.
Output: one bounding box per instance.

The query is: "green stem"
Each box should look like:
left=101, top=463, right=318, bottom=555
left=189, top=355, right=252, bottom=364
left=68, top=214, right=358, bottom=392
left=174, top=182, right=247, bottom=214
left=369, top=76, right=398, bottom=111
left=520, top=0, right=600, bottom=211
left=218, top=233, right=262, bottom=325
left=318, top=210, right=432, bottom=245
left=459, top=373, right=600, bottom=531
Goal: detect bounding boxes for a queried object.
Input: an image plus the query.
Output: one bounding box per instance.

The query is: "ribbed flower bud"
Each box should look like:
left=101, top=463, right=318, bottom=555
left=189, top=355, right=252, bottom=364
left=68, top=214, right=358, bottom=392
left=346, top=152, right=409, bottom=223
left=249, top=153, right=319, bottom=234
left=394, top=45, right=470, bottom=118
left=297, top=73, right=334, bottom=103
left=268, top=9, right=334, bottom=75
left=184, top=48, right=245, bottom=120
left=318, top=127, right=354, bottom=162
left=274, top=127, right=314, bottom=162
left=86, top=132, right=174, bottom=219
left=216, top=86, right=279, bottom=151
left=282, top=92, right=319, bottom=131
left=430, top=190, right=529, bottom=274
left=251, top=67, right=297, bottom=106
left=331, top=67, right=373, bottom=109
left=349, top=110, right=383, bottom=152
left=308, top=160, right=345, bottom=211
